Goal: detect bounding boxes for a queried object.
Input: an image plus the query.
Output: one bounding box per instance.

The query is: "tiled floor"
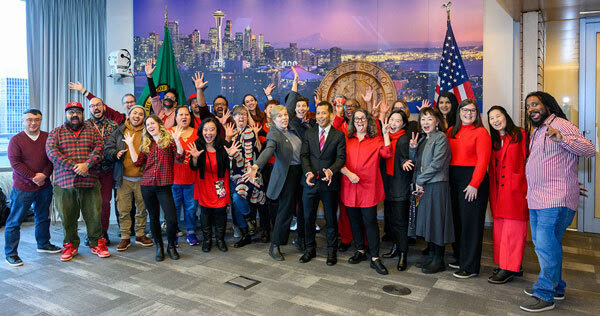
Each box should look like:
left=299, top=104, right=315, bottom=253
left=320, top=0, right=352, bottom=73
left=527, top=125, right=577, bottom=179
left=1, top=222, right=599, bottom=315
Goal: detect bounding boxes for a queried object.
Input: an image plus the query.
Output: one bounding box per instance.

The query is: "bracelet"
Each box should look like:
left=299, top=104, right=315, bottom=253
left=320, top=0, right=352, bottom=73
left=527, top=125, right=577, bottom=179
left=82, top=89, right=87, bottom=95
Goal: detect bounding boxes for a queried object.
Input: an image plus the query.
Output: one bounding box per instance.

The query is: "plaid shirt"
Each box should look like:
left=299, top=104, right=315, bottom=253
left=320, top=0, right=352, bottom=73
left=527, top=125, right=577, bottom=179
left=134, top=139, right=185, bottom=186
left=46, top=123, right=104, bottom=189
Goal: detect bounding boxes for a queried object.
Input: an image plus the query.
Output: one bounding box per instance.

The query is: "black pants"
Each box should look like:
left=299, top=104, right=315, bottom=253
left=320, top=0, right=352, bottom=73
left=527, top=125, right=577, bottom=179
left=346, top=205, right=380, bottom=258
left=450, top=166, right=489, bottom=274
left=303, top=188, right=339, bottom=253
left=385, top=200, right=410, bottom=252
left=260, top=163, right=276, bottom=232
left=271, top=165, right=302, bottom=246
left=295, top=186, right=305, bottom=241
left=141, top=185, right=177, bottom=245
left=199, top=206, right=226, bottom=232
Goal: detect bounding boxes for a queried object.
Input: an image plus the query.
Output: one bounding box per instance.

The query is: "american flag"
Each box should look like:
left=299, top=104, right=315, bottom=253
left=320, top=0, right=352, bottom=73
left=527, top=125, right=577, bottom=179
left=433, top=19, right=475, bottom=107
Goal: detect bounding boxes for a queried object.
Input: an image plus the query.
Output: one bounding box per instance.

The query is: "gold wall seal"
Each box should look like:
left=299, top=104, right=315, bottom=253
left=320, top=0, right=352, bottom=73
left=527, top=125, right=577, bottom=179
left=316, top=61, right=397, bottom=109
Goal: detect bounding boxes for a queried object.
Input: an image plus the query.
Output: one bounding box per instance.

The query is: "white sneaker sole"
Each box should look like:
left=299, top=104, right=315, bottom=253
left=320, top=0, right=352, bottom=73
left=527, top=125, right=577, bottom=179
left=519, top=303, right=555, bottom=313
left=5, top=259, right=23, bottom=267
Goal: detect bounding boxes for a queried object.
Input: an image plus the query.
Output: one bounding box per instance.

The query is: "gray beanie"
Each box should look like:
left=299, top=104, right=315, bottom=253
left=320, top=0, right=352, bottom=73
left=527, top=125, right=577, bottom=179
left=128, top=105, right=146, bottom=117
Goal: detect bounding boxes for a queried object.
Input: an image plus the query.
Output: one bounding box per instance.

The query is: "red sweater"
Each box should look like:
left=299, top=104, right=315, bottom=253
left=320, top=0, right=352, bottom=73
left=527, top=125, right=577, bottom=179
left=8, top=132, right=53, bottom=192
left=447, top=124, right=492, bottom=189
left=169, top=128, right=198, bottom=185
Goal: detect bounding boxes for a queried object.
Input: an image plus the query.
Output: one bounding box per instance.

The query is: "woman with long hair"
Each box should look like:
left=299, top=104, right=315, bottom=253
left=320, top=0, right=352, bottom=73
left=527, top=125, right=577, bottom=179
left=487, top=105, right=528, bottom=284
left=410, top=107, right=454, bottom=274
left=125, top=115, right=185, bottom=261
left=340, top=108, right=392, bottom=275
left=169, top=106, right=199, bottom=246
left=189, top=118, right=241, bottom=253
left=380, top=110, right=414, bottom=271
left=447, top=99, right=492, bottom=279
left=229, top=105, right=265, bottom=248
left=437, top=92, right=459, bottom=129
left=242, top=93, right=267, bottom=127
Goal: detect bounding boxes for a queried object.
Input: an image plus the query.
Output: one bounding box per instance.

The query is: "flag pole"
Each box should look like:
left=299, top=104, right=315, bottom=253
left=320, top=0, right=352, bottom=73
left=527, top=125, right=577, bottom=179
left=442, top=1, right=452, bottom=21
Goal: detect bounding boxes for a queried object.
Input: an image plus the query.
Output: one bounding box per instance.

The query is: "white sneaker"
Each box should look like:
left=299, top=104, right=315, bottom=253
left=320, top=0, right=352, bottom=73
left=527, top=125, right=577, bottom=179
left=290, top=217, right=297, bottom=231
left=315, top=224, right=321, bottom=231
left=233, top=225, right=241, bottom=238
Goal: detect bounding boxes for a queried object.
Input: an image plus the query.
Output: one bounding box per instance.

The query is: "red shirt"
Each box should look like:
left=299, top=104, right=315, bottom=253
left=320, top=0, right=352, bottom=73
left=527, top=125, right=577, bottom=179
left=341, top=134, right=392, bottom=207
left=260, top=124, right=276, bottom=164
left=194, top=151, right=231, bottom=208
left=134, top=139, right=185, bottom=186
left=169, top=128, right=198, bottom=185
left=447, top=124, right=492, bottom=189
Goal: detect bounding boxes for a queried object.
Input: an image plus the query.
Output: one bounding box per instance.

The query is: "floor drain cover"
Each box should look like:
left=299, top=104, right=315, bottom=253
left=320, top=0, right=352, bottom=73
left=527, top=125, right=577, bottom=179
left=225, top=276, right=261, bottom=290
left=382, top=284, right=411, bottom=296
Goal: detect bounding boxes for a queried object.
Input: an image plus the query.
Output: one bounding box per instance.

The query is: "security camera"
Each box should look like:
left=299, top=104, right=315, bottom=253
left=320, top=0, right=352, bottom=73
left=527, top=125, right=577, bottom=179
left=108, top=49, right=132, bottom=76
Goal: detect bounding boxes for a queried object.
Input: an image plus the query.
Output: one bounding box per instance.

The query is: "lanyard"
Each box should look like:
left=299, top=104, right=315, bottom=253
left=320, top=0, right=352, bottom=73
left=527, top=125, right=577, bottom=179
left=92, top=120, right=106, bottom=138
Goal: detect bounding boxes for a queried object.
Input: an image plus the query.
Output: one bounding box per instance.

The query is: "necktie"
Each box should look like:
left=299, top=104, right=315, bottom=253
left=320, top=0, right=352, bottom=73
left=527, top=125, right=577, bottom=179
left=319, top=129, right=325, bottom=151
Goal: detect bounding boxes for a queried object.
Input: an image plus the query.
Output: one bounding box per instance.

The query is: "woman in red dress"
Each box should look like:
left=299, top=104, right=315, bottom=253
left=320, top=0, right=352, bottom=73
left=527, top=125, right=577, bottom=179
left=487, top=106, right=528, bottom=284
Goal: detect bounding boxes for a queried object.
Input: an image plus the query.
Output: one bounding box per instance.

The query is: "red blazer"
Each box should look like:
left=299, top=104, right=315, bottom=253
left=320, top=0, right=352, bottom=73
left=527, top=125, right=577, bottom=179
left=488, top=129, right=528, bottom=220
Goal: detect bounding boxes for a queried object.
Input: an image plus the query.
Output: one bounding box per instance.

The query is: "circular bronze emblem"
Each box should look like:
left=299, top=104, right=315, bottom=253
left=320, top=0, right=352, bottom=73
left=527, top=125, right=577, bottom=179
left=317, top=61, right=397, bottom=109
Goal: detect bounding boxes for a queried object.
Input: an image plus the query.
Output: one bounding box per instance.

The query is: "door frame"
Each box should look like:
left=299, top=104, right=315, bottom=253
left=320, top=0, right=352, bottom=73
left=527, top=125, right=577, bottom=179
left=578, top=17, right=600, bottom=233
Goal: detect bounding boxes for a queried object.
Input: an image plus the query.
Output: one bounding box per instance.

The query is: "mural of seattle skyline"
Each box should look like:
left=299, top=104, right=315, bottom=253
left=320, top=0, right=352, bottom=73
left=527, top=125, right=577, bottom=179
left=133, top=0, right=483, bottom=109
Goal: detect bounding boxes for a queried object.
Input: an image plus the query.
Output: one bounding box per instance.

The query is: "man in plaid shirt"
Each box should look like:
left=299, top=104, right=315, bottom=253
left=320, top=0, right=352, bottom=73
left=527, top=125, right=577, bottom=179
left=46, top=102, right=110, bottom=261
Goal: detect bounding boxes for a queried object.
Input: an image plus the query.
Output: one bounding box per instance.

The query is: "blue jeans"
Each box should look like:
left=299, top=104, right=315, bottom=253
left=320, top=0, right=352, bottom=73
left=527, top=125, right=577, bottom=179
left=232, top=192, right=252, bottom=228
left=172, top=184, right=198, bottom=234
left=4, top=186, right=53, bottom=257
left=530, top=207, right=575, bottom=302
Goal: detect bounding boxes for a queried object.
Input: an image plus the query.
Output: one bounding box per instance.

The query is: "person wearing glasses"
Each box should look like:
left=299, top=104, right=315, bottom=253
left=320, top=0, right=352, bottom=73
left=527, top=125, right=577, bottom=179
left=68, top=81, right=138, bottom=125
left=145, top=59, right=177, bottom=128
left=446, top=99, right=492, bottom=279
left=340, top=109, right=392, bottom=275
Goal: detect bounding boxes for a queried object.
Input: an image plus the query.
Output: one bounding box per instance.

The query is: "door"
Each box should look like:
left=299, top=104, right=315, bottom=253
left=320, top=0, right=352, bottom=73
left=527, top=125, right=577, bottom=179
left=579, top=18, right=600, bottom=233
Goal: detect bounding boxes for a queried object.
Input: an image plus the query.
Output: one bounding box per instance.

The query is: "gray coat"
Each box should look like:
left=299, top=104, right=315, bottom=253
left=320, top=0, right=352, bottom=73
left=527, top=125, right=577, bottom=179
left=409, top=131, right=451, bottom=186
left=255, top=93, right=302, bottom=200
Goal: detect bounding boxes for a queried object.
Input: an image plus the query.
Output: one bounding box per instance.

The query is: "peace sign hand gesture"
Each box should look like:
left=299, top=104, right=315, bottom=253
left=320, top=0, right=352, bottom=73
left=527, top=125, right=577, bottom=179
left=545, top=123, right=563, bottom=143
left=409, top=132, right=419, bottom=149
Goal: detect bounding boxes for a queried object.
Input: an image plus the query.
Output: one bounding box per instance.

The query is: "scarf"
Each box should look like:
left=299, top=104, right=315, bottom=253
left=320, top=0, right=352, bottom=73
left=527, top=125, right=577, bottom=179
left=386, top=129, right=406, bottom=176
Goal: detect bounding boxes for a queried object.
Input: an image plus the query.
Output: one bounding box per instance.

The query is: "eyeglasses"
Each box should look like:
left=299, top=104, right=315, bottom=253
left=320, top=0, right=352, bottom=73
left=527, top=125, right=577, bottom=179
left=67, top=109, right=83, bottom=115
left=354, top=117, right=367, bottom=122
left=460, top=108, right=478, bottom=114
left=89, top=103, right=103, bottom=108
left=25, top=118, right=41, bottom=123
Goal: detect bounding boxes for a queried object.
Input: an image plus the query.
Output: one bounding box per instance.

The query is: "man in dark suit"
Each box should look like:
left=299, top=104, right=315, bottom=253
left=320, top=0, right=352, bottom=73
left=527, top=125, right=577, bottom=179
left=299, top=101, right=346, bottom=265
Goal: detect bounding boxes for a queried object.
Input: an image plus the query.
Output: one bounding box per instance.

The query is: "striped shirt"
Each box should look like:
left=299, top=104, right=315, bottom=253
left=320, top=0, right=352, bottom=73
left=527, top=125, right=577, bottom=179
left=525, top=114, right=595, bottom=210
left=46, top=124, right=104, bottom=189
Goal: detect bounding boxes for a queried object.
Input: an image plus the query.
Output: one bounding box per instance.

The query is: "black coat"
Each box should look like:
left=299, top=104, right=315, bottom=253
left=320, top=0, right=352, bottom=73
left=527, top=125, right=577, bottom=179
left=300, top=126, right=346, bottom=192
left=381, top=129, right=413, bottom=201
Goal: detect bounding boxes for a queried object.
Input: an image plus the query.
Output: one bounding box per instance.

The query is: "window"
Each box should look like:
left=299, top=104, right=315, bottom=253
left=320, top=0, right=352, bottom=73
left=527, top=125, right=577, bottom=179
left=0, top=0, right=28, bottom=168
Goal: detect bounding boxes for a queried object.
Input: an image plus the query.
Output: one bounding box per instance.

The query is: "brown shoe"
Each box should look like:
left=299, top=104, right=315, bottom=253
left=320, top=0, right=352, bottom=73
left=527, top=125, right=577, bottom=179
left=135, top=236, right=154, bottom=247
left=116, top=239, right=131, bottom=251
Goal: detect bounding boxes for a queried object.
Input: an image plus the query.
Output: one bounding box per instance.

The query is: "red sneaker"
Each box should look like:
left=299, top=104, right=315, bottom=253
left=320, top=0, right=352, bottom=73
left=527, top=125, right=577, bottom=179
left=90, top=238, right=111, bottom=258
left=60, top=243, right=78, bottom=261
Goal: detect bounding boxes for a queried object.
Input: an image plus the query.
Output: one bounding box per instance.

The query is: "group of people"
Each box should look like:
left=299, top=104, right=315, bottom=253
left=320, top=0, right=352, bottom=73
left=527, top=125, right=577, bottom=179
left=4, top=62, right=594, bottom=313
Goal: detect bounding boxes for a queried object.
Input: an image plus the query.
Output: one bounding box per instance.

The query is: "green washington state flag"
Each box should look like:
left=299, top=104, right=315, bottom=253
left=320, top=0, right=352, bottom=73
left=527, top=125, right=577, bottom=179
left=138, top=26, right=186, bottom=113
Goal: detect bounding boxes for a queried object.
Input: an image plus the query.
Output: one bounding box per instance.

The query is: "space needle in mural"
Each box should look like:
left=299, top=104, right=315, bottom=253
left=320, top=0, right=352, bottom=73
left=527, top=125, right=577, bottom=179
left=212, top=9, right=225, bottom=69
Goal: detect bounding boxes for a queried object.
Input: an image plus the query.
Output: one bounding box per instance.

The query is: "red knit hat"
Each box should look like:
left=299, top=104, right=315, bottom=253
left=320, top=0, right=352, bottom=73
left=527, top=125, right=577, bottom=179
left=65, top=102, right=83, bottom=111
left=187, top=94, right=197, bottom=105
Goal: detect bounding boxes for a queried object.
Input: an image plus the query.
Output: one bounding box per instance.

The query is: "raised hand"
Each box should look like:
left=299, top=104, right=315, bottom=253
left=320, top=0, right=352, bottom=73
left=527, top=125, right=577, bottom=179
left=263, top=83, right=275, bottom=96
left=192, top=72, right=207, bottom=90
left=225, top=139, right=242, bottom=157
left=381, top=118, right=391, bottom=135
left=116, top=149, right=128, bottom=159
left=417, top=99, right=431, bottom=111
left=333, top=99, right=344, bottom=117
left=68, top=81, right=85, bottom=92
left=409, top=132, right=419, bottom=148
left=170, top=125, right=184, bottom=140
left=189, top=146, right=204, bottom=159
left=379, top=100, right=390, bottom=120
left=545, top=123, right=563, bottom=142
left=224, top=122, right=236, bottom=140
left=292, top=66, right=299, bottom=81
left=250, top=121, right=261, bottom=137
left=123, top=132, right=134, bottom=146
left=314, top=87, right=322, bottom=104
left=217, top=109, right=231, bottom=126
left=145, top=58, right=156, bottom=78
left=402, top=160, right=414, bottom=171
left=362, top=86, right=373, bottom=103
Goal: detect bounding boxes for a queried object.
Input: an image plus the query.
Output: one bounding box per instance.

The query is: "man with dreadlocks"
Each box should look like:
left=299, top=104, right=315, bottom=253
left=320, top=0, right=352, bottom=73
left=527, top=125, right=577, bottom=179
left=519, top=91, right=595, bottom=313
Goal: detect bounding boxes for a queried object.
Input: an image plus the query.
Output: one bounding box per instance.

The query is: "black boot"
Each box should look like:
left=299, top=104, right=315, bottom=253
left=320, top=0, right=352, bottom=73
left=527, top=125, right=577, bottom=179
left=259, top=229, right=270, bottom=243
left=269, top=243, right=284, bottom=261
left=215, top=225, right=228, bottom=252
left=167, top=242, right=180, bottom=260
left=382, top=244, right=399, bottom=258
left=416, top=242, right=434, bottom=268
left=397, top=251, right=408, bottom=271
left=292, top=237, right=306, bottom=252
left=234, top=227, right=252, bottom=248
left=244, top=214, right=256, bottom=236
left=155, top=241, right=165, bottom=262
left=200, top=212, right=212, bottom=253
left=422, top=244, right=445, bottom=274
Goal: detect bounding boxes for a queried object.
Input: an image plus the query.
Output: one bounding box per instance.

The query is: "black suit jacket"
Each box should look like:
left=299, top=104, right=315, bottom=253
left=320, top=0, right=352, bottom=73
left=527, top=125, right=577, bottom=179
left=300, top=125, right=346, bottom=191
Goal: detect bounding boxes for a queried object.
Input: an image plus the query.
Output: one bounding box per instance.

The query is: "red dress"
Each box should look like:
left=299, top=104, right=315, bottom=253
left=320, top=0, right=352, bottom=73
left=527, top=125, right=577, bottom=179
left=341, top=134, right=392, bottom=208
left=170, top=128, right=198, bottom=185
left=194, top=151, right=231, bottom=208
